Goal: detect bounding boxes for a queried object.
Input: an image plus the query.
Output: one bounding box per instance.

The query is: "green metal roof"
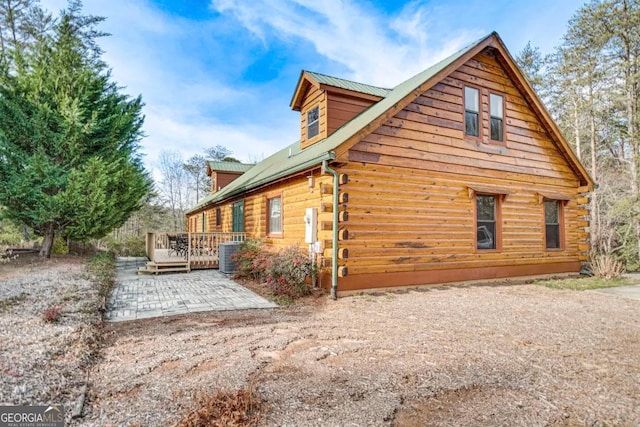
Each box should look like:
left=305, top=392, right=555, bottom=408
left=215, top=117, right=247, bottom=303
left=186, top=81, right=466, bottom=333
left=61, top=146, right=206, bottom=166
left=186, top=33, right=493, bottom=214
left=305, top=70, right=391, bottom=98
left=207, top=160, right=253, bottom=173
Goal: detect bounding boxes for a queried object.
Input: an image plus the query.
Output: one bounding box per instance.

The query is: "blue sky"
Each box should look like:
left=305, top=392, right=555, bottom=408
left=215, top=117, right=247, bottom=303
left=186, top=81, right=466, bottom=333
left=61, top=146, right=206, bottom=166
left=40, top=0, right=585, bottom=177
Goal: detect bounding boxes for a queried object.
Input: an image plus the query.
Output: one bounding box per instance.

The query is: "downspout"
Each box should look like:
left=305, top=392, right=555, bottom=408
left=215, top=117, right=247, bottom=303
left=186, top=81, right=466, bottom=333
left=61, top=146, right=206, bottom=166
left=322, top=159, right=339, bottom=300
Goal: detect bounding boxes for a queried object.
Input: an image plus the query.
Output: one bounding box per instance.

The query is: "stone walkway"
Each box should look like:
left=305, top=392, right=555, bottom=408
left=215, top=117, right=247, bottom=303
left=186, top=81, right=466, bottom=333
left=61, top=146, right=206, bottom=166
left=105, top=257, right=276, bottom=322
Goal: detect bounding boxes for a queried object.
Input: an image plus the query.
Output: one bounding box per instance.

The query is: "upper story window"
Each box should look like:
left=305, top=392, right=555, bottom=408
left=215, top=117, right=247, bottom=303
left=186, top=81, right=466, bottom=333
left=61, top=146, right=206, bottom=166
left=544, top=200, right=562, bottom=249
left=476, top=194, right=500, bottom=251
left=490, top=93, right=504, bottom=142
left=464, top=86, right=480, bottom=137
left=268, top=196, right=282, bottom=235
left=307, top=106, right=319, bottom=139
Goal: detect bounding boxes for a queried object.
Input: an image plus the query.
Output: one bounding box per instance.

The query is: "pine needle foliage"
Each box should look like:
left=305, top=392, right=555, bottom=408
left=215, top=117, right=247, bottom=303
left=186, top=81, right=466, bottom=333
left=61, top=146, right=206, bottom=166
left=0, top=2, right=151, bottom=257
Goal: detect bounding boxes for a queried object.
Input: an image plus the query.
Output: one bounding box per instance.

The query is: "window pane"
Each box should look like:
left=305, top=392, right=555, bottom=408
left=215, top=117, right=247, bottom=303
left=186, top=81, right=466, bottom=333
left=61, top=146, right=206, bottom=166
left=307, top=107, right=319, bottom=123
left=546, top=224, right=560, bottom=248
left=490, top=93, right=503, bottom=118
left=476, top=195, right=495, bottom=221
left=307, top=121, right=319, bottom=139
left=465, top=87, right=479, bottom=112
left=491, top=117, right=503, bottom=141
left=465, top=111, right=479, bottom=137
left=307, top=106, right=319, bottom=139
left=544, top=200, right=559, bottom=223
left=477, top=221, right=496, bottom=250
left=269, top=197, right=282, bottom=234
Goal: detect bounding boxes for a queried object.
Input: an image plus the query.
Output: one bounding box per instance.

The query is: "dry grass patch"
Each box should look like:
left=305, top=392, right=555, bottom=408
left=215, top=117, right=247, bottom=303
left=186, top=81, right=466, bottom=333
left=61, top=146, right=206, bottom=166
left=177, top=388, right=262, bottom=427
left=533, top=275, right=633, bottom=290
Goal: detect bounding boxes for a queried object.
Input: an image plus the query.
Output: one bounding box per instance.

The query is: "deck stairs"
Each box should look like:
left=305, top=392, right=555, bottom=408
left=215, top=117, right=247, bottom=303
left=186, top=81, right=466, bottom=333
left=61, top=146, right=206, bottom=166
left=137, top=259, right=190, bottom=274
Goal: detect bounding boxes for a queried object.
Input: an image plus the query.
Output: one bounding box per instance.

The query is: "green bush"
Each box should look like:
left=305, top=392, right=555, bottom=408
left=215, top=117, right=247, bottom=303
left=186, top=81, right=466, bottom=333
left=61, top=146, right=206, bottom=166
left=51, top=236, right=69, bottom=255
left=0, top=219, right=23, bottom=245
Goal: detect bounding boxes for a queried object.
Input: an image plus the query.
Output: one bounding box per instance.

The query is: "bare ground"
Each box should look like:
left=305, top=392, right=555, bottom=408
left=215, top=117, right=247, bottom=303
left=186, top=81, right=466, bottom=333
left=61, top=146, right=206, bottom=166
left=2, top=258, right=640, bottom=426
left=0, top=255, right=102, bottom=425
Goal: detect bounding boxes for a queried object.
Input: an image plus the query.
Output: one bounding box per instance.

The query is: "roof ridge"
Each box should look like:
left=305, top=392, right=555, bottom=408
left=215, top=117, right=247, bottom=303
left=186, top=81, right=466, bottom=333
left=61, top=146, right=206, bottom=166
left=304, top=70, right=391, bottom=91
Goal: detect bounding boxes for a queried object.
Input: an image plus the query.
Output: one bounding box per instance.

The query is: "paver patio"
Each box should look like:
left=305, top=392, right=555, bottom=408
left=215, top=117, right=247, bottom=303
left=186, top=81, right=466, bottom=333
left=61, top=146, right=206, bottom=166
left=105, top=257, right=276, bottom=322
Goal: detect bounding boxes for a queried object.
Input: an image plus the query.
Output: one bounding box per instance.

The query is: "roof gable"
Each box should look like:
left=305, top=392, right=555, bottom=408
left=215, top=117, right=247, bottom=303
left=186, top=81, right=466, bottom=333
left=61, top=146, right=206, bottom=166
left=206, top=161, right=253, bottom=175
left=290, top=70, right=390, bottom=111
left=187, top=32, right=593, bottom=215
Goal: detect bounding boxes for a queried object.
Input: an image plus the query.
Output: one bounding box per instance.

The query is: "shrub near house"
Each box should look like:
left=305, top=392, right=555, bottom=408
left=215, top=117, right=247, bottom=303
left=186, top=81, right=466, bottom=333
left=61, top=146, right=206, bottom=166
left=233, top=240, right=317, bottom=298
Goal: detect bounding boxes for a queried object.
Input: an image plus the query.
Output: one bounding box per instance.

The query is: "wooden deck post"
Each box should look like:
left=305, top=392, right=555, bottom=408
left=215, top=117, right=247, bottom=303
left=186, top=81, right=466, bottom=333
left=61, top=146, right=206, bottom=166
left=146, top=232, right=155, bottom=261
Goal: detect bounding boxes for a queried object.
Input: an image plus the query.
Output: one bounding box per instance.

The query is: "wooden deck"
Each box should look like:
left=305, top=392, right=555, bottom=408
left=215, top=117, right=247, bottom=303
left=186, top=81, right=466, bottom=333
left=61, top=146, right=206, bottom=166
left=140, top=232, right=245, bottom=274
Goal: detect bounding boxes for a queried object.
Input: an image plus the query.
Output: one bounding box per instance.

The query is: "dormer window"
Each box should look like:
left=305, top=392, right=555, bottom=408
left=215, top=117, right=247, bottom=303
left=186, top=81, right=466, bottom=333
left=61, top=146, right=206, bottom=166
left=307, top=106, right=319, bottom=139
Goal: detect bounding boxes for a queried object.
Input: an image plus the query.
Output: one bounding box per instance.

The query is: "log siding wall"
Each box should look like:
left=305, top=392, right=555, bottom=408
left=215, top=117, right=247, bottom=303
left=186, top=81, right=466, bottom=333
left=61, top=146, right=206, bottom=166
left=186, top=48, right=588, bottom=293
left=334, top=49, right=588, bottom=291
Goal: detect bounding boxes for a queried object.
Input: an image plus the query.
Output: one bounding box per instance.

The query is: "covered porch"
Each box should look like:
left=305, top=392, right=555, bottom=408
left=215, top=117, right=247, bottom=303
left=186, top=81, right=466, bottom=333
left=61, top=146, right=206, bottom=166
left=141, top=232, right=246, bottom=273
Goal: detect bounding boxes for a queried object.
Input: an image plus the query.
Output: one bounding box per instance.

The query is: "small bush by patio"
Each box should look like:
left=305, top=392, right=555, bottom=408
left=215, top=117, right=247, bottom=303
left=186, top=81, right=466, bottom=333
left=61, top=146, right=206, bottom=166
left=233, top=239, right=273, bottom=282
left=266, top=246, right=317, bottom=298
left=233, top=240, right=317, bottom=300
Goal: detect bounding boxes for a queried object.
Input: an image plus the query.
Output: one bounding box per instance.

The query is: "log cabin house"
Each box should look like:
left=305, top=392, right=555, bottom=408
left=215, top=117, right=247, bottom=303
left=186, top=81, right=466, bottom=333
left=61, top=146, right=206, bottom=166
left=186, top=32, right=593, bottom=297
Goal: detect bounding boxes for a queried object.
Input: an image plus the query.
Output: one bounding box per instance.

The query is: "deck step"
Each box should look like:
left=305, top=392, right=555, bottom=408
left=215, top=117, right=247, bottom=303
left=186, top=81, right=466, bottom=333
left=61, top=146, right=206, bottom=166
left=138, top=260, right=189, bottom=275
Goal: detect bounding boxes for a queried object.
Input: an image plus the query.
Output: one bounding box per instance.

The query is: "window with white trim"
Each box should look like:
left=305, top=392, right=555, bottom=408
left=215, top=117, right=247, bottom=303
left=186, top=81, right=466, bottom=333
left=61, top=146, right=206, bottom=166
left=307, top=106, right=319, bottom=139
left=268, top=196, right=282, bottom=235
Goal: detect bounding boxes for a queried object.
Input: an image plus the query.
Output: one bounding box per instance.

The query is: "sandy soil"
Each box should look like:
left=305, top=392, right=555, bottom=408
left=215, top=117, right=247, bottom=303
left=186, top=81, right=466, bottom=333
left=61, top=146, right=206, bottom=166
left=84, top=282, right=640, bottom=426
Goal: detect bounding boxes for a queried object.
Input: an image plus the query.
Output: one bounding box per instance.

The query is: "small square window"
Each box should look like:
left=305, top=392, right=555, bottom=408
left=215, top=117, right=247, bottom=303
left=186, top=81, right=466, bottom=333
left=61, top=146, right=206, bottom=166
left=307, top=106, right=319, bottom=139
left=465, top=86, right=480, bottom=137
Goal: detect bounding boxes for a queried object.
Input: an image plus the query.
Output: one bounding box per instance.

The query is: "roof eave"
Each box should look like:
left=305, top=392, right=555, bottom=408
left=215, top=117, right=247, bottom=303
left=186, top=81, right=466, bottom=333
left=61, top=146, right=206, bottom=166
left=186, top=151, right=335, bottom=214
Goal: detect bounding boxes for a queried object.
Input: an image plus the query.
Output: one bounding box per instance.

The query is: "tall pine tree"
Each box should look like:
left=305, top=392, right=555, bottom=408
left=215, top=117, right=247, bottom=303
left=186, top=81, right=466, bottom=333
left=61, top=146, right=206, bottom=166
left=0, top=2, right=151, bottom=257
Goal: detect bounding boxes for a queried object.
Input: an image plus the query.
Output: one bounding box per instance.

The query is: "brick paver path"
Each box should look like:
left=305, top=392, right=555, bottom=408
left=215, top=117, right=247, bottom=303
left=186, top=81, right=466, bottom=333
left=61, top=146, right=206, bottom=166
left=105, top=257, right=276, bottom=322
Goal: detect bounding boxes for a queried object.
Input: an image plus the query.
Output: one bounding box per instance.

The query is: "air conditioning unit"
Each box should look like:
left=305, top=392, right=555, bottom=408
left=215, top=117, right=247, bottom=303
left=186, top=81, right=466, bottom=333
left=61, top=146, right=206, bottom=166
left=219, top=241, right=242, bottom=274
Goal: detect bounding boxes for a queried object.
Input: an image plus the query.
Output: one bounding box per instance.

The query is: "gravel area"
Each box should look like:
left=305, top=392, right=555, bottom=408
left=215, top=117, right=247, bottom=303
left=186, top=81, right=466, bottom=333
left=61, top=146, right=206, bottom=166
left=3, top=258, right=639, bottom=426
left=86, top=283, right=640, bottom=426
left=0, top=256, right=102, bottom=425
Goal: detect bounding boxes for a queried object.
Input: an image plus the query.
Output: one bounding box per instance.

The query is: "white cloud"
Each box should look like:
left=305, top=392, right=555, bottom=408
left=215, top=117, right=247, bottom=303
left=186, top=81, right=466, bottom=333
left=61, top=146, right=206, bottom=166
left=210, top=0, right=482, bottom=87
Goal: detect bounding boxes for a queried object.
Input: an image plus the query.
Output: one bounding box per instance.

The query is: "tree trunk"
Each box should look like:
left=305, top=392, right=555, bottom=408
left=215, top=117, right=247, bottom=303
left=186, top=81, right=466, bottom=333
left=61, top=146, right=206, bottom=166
left=589, top=94, right=599, bottom=251
left=573, top=99, right=581, bottom=161
left=39, top=223, right=55, bottom=258
left=628, top=79, right=640, bottom=261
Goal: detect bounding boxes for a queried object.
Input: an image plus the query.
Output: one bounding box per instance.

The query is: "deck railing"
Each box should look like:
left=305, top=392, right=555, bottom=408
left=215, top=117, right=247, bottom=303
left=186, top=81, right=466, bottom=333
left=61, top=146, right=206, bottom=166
left=145, top=232, right=246, bottom=269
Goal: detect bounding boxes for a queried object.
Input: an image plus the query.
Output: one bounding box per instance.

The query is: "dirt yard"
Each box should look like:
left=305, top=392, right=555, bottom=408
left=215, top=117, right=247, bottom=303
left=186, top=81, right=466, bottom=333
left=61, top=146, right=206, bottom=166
left=2, top=258, right=640, bottom=426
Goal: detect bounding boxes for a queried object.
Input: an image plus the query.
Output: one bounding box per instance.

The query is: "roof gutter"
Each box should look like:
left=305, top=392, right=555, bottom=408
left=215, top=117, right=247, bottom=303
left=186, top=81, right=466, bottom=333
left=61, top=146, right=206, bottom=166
left=322, top=157, right=339, bottom=300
